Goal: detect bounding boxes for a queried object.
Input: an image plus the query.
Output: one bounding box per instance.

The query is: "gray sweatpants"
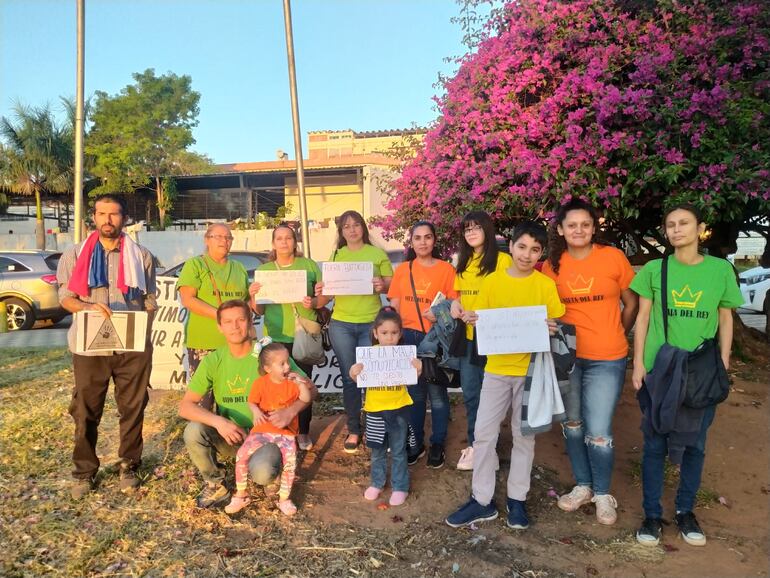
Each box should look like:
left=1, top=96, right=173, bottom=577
left=472, top=373, right=535, bottom=504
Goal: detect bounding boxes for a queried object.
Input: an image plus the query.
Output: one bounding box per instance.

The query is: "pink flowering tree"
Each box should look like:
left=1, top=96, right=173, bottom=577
left=379, top=0, right=770, bottom=259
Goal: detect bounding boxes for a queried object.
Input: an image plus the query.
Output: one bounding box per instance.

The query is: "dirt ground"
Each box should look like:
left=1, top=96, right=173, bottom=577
left=294, top=365, right=770, bottom=578
left=2, top=347, right=768, bottom=577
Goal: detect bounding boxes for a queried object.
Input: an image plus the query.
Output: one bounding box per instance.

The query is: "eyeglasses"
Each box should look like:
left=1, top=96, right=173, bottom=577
left=464, top=225, right=482, bottom=234
left=206, top=234, right=234, bottom=242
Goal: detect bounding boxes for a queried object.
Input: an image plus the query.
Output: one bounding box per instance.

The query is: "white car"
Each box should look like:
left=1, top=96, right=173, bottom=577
left=739, top=266, right=770, bottom=313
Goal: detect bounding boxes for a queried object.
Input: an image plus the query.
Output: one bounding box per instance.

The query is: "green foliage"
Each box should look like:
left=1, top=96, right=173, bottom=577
left=86, top=69, right=211, bottom=228
left=233, top=202, right=295, bottom=230
left=0, top=102, right=74, bottom=198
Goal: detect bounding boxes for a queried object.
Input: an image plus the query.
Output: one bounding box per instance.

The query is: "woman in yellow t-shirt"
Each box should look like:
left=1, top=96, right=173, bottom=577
left=449, top=210, right=512, bottom=471
left=314, top=210, right=393, bottom=454
left=541, top=199, right=638, bottom=526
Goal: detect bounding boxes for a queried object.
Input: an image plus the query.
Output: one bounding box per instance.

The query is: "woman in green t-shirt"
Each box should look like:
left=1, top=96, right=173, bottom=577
left=177, top=224, right=250, bottom=380
left=252, top=223, right=322, bottom=451
left=630, top=204, right=743, bottom=548
left=314, top=210, right=394, bottom=453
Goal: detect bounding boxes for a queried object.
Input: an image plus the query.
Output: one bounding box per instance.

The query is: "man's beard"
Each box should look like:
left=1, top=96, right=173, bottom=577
left=99, top=225, right=121, bottom=239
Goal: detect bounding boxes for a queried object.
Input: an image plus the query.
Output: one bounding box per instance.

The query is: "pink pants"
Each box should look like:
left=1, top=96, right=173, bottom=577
left=235, top=432, right=297, bottom=501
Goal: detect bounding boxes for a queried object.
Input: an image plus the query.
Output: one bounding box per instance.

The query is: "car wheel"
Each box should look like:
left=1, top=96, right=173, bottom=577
left=4, top=298, right=36, bottom=331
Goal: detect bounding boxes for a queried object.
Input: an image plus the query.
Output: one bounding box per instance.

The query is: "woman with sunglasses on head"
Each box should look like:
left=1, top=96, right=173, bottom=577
left=314, top=210, right=394, bottom=454
left=630, top=203, right=743, bottom=548
left=177, top=223, right=251, bottom=381
left=251, top=223, right=323, bottom=451
left=541, top=198, right=638, bottom=526
left=449, top=211, right=512, bottom=471
left=387, top=220, right=458, bottom=469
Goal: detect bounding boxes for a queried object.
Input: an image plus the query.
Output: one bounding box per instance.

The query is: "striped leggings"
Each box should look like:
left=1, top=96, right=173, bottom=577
left=235, top=432, right=297, bottom=500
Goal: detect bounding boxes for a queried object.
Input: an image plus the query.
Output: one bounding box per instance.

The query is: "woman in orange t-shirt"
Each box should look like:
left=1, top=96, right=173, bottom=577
left=387, top=221, right=457, bottom=469
left=541, top=199, right=638, bottom=526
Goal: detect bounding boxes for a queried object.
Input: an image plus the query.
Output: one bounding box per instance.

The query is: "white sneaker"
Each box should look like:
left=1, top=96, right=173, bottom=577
left=592, top=494, right=618, bottom=525
left=557, top=485, right=593, bottom=512
left=457, top=447, right=474, bottom=471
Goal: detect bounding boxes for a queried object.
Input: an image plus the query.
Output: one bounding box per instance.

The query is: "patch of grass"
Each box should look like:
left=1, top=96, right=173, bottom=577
left=0, top=347, right=71, bottom=388
left=696, top=486, right=720, bottom=507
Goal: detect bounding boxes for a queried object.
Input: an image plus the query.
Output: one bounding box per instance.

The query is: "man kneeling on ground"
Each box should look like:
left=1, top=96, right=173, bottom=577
left=179, top=299, right=317, bottom=508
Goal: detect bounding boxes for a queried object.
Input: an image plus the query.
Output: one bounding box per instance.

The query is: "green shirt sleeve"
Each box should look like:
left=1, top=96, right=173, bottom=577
left=187, top=350, right=215, bottom=396
left=719, top=261, right=744, bottom=309
left=377, top=250, right=394, bottom=277
left=176, top=257, right=203, bottom=291
left=629, top=261, right=656, bottom=299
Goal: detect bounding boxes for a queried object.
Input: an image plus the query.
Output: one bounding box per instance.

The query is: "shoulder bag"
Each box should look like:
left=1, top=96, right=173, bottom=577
left=269, top=260, right=327, bottom=365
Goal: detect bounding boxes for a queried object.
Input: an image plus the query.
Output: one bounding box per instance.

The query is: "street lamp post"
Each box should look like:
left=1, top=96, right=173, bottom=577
left=73, top=0, right=85, bottom=242
left=281, top=0, right=311, bottom=258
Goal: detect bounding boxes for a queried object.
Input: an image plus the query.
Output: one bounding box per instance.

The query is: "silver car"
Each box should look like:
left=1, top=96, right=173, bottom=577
left=0, top=250, right=68, bottom=330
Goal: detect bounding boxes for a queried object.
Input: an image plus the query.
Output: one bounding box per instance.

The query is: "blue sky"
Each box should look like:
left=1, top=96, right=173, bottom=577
left=1, top=0, right=469, bottom=164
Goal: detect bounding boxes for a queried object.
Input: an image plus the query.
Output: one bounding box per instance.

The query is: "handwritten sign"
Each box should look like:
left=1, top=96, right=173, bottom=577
left=322, top=262, right=373, bottom=295
left=149, top=276, right=189, bottom=390
left=253, top=270, right=307, bottom=304
left=476, top=305, right=550, bottom=355
left=75, top=310, right=148, bottom=353
left=355, top=345, right=418, bottom=388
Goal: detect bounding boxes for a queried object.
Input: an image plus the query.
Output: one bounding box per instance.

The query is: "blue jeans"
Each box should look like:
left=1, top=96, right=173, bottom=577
left=641, top=403, right=717, bottom=518
left=329, top=318, right=374, bottom=436
left=183, top=421, right=282, bottom=485
left=369, top=411, right=410, bottom=492
left=458, top=339, right=485, bottom=445
left=402, top=328, right=450, bottom=448
left=561, top=357, right=627, bottom=495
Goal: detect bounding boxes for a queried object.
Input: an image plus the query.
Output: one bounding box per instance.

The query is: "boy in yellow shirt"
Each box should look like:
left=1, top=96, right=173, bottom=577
left=446, top=222, right=565, bottom=530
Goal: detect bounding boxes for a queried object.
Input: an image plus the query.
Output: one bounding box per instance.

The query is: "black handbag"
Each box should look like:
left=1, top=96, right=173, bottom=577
left=408, top=261, right=459, bottom=388
left=660, top=255, right=730, bottom=409
left=316, top=306, right=333, bottom=351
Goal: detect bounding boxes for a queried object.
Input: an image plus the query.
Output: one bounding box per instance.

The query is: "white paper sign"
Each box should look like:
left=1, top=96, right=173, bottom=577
left=150, top=276, right=188, bottom=390
left=476, top=305, right=550, bottom=355
left=253, top=270, right=307, bottom=304
left=74, top=310, right=148, bottom=353
left=354, top=345, right=418, bottom=388
left=322, top=261, right=373, bottom=295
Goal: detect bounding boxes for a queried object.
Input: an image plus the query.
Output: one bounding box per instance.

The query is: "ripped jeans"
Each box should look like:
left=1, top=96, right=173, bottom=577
left=561, top=357, right=627, bottom=496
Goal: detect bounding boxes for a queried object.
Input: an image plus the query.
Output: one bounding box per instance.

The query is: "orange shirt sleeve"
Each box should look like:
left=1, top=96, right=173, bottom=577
left=615, top=249, right=635, bottom=290
left=443, top=263, right=459, bottom=300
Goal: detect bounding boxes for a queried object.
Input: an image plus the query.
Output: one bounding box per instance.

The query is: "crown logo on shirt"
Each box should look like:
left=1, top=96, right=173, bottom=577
left=671, top=285, right=703, bottom=309
left=415, top=279, right=432, bottom=296
left=226, top=375, right=248, bottom=396
left=567, top=275, right=594, bottom=295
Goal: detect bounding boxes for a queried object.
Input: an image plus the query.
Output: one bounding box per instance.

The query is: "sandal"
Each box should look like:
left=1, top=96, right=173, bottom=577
left=277, top=499, right=297, bottom=516
left=343, top=434, right=360, bottom=454
left=224, top=494, right=251, bottom=514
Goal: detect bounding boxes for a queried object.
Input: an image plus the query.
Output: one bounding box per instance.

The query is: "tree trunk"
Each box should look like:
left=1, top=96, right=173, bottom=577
left=156, top=176, right=165, bottom=231
left=35, top=189, right=45, bottom=250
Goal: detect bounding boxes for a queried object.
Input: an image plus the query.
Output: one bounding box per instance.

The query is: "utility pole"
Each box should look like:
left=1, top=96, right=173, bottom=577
left=282, top=0, right=311, bottom=258
left=73, top=0, right=85, bottom=242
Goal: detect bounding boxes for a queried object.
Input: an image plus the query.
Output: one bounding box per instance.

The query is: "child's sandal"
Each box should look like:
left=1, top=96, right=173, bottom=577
left=277, top=499, right=297, bottom=516
left=224, top=495, right=251, bottom=514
